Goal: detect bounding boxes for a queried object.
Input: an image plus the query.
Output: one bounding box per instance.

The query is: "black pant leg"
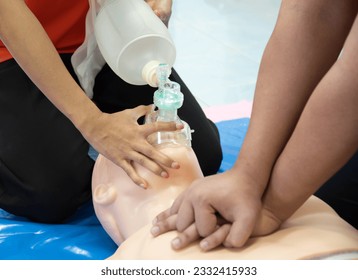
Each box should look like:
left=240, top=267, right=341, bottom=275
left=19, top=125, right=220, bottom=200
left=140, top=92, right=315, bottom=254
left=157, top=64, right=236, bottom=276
left=315, top=151, right=358, bottom=229
left=0, top=56, right=94, bottom=223
left=92, top=65, right=223, bottom=175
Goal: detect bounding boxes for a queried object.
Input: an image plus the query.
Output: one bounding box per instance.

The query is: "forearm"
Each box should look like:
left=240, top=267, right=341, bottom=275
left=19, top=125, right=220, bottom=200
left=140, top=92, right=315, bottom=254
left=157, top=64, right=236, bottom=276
left=233, top=0, right=356, bottom=193
left=262, top=55, right=358, bottom=223
left=0, top=0, right=101, bottom=131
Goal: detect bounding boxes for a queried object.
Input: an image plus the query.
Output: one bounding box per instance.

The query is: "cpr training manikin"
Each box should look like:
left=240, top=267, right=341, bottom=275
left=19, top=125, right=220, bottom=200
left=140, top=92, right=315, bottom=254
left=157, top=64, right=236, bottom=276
left=91, top=67, right=358, bottom=260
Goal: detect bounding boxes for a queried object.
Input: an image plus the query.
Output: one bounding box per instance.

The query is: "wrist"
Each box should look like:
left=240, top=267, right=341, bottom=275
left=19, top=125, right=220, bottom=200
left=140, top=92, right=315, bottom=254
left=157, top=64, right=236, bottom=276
left=227, top=165, right=268, bottom=198
left=63, top=92, right=102, bottom=138
left=252, top=206, right=283, bottom=237
left=73, top=105, right=102, bottom=137
left=231, top=156, right=272, bottom=196
left=261, top=163, right=312, bottom=223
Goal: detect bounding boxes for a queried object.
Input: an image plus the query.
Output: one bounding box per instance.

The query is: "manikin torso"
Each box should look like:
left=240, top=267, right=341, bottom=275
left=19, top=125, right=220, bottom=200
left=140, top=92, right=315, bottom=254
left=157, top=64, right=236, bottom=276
left=92, top=144, right=358, bottom=260
left=109, top=196, right=358, bottom=260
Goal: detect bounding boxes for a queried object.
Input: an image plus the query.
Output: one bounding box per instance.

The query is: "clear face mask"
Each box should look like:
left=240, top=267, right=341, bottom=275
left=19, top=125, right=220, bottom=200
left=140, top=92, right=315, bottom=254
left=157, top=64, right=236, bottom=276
left=145, top=64, right=192, bottom=148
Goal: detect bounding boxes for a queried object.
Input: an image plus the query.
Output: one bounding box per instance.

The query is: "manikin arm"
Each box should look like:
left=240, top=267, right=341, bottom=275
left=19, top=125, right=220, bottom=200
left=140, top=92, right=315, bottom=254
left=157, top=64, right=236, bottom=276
left=0, top=0, right=181, bottom=187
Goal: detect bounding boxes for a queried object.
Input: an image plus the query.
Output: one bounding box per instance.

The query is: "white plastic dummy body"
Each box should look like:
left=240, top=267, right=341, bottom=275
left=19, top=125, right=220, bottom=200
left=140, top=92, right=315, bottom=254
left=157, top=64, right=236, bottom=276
left=92, top=66, right=202, bottom=244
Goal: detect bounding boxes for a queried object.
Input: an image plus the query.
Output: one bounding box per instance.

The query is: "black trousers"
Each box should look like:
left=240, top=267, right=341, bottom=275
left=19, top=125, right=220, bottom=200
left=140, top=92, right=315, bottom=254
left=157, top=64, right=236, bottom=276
left=0, top=54, right=222, bottom=223
left=315, top=151, right=358, bottom=229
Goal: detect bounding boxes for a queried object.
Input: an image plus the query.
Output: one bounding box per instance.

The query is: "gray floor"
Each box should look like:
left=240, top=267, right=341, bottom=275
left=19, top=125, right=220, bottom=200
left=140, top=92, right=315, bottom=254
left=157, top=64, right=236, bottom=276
left=169, top=0, right=281, bottom=108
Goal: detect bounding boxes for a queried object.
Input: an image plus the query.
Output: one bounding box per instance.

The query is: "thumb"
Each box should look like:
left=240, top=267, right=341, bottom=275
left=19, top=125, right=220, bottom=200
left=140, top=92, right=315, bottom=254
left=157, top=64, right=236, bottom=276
left=224, top=211, right=258, bottom=248
left=194, top=203, right=218, bottom=237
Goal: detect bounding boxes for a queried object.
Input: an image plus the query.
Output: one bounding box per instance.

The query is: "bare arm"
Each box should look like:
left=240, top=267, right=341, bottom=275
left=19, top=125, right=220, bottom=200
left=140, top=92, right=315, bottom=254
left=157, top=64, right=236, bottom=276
left=197, top=0, right=358, bottom=247
left=235, top=0, right=356, bottom=194
left=0, top=0, right=96, bottom=124
left=259, top=16, right=358, bottom=226
left=0, top=0, right=180, bottom=187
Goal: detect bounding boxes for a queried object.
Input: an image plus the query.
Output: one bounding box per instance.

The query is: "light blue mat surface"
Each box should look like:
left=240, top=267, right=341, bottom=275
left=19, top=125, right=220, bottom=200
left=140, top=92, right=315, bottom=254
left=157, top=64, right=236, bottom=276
left=0, top=118, right=249, bottom=260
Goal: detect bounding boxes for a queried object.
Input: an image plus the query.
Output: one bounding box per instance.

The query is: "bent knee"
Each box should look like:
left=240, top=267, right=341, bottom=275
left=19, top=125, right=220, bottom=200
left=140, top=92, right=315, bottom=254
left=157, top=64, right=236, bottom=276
left=0, top=172, right=91, bottom=223
left=27, top=185, right=91, bottom=223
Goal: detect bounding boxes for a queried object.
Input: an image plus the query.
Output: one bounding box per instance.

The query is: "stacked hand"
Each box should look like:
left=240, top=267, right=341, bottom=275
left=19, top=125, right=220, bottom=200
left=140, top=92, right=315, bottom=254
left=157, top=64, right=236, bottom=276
left=151, top=169, right=282, bottom=251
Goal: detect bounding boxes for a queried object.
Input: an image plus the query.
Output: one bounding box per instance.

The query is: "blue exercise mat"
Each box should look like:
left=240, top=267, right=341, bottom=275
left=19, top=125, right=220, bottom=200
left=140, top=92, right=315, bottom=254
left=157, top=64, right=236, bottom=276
left=0, top=118, right=249, bottom=260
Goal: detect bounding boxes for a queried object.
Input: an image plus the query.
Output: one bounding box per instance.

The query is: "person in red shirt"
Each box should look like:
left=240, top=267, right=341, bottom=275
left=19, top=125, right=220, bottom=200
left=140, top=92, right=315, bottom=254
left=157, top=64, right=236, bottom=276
left=0, top=0, right=222, bottom=223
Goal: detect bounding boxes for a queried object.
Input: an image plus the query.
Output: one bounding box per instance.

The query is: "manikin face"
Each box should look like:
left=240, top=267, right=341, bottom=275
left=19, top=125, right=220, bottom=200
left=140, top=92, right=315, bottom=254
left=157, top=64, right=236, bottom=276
left=91, top=144, right=203, bottom=245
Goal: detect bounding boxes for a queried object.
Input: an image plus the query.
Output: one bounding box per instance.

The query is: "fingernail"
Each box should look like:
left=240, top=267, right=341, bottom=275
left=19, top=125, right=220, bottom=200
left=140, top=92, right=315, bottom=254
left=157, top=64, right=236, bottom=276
left=200, top=240, right=209, bottom=251
left=139, top=183, right=147, bottom=189
left=171, top=162, right=180, bottom=169
left=161, top=171, right=169, bottom=178
left=176, top=123, right=184, bottom=129
left=171, top=238, right=181, bottom=249
left=151, top=226, right=159, bottom=236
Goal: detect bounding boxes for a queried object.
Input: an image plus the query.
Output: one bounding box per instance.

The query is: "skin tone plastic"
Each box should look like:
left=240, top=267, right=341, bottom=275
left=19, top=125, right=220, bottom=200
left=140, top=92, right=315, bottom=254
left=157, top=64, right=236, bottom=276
left=92, top=142, right=358, bottom=260
left=109, top=196, right=358, bottom=260
left=92, top=145, right=203, bottom=245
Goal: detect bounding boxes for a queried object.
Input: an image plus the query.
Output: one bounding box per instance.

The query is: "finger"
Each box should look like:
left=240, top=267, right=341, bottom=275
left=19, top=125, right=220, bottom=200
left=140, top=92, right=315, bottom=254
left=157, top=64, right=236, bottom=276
left=151, top=214, right=178, bottom=237
left=216, top=214, right=230, bottom=226
left=129, top=149, right=170, bottom=178
left=152, top=208, right=172, bottom=225
left=144, top=121, right=183, bottom=136
left=154, top=9, right=171, bottom=26
left=224, top=214, right=257, bottom=248
left=153, top=192, right=185, bottom=224
left=194, top=203, right=218, bottom=237
left=169, top=192, right=185, bottom=215
left=135, top=142, right=180, bottom=170
left=200, top=224, right=231, bottom=251
left=176, top=200, right=195, bottom=232
left=171, top=223, right=200, bottom=250
left=129, top=105, right=152, bottom=120
left=117, top=159, right=148, bottom=189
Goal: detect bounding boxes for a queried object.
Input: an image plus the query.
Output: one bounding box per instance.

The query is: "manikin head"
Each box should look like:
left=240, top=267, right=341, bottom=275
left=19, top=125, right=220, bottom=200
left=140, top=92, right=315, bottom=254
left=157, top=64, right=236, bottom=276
left=92, top=143, right=203, bottom=245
